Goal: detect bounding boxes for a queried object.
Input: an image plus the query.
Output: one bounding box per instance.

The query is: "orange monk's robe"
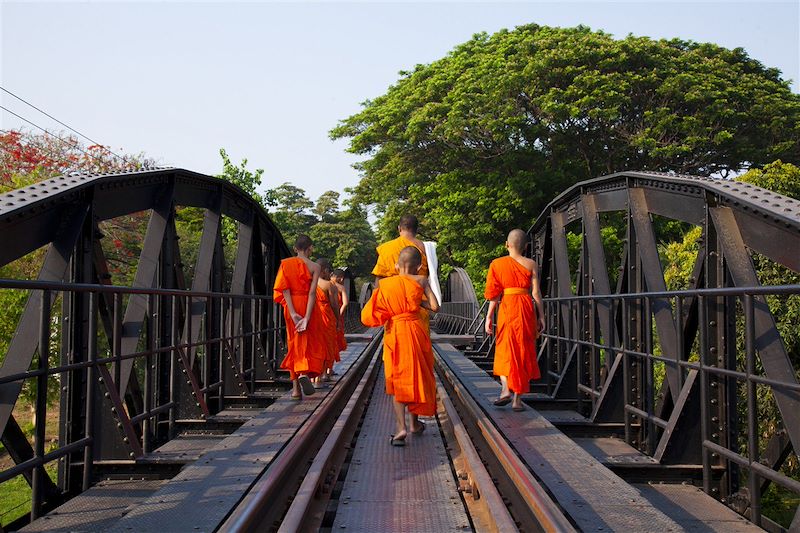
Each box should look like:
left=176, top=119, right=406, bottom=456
left=484, top=256, right=541, bottom=394
left=371, top=236, right=428, bottom=278
left=361, top=276, right=436, bottom=416
left=317, top=286, right=340, bottom=367
left=336, top=291, right=347, bottom=352
left=273, top=257, right=326, bottom=379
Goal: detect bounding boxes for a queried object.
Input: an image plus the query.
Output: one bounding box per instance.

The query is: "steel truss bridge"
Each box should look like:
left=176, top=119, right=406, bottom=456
left=0, top=168, right=797, bottom=532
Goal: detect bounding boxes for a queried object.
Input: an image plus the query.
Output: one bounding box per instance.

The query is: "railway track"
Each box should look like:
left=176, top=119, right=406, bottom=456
left=221, top=331, right=573, bottom=533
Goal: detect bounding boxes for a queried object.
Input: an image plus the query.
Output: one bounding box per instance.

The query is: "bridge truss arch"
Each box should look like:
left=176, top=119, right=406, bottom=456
left=529, top=170, right=800, bottom=527
left=0, top=168, right=292, bottom=520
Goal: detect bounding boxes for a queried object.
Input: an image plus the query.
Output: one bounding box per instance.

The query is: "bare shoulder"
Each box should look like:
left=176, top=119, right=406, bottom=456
left=303, top=258, right=320, bottom=273
left=318, top=278, right=331, bottom=289
left=408, top=274, right=428, bottom=288
left=522, top=257, right=537, bottom=270
left=414, top=237, right=425, bottom=249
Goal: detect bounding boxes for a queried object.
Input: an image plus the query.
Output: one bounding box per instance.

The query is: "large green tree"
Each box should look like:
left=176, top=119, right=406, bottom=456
left=265, top=184, right=377, bottom=280
left=267, top=183, right=317, bottom=240
left=331, top=24, right=800, bottom=284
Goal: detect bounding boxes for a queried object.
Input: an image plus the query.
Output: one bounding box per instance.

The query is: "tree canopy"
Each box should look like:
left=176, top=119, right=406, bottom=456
left=266, top=183, right=376, bottom=280
left=331, top=23, right=800, bottom=282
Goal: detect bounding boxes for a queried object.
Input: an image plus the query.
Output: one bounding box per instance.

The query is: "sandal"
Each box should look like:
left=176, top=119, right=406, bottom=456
left=297, top=375, right=316, bottom=396
left=290, top=394, right=302, bottom=401
left=512, top=405, right=526, bottom=412
left=390, top=435, right=406, bottom=447
left=411, top=421, right=426, bottom=435
left=493, top=395, right=512, bottom=407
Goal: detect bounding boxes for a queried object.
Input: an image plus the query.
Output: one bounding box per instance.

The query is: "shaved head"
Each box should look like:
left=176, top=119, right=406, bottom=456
left=398, top=246, right=422, bottom=271
left=507, top=229, right=528, bottom=252
left=317, top=257, right=332, bottom=273
left=398, top=214, right=419, bottom=234
left=294, top=234, right=313, bottom=252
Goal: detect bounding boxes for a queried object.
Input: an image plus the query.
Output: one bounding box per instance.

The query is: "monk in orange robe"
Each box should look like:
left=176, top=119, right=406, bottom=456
left=372, top=214, right=428, bottom=280
left=484, top=229, right=545, bottom=411
left=362, top=246, right=440, bottom=446
left=315, top=258, right=340, bottom=384
left=273, top=234, right=326, bottom=399
left=331, top=269, right=349, bottom=354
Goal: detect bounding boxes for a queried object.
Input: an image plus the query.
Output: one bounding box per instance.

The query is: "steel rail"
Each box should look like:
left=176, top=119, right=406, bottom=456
left=273, top=354, right=524, bottom=533
left=0, top=278, right=277, bottom=300
left=436, top=382, right=519, bottom=533
left=542, top=284, right=800, bottom=301
left=434, top=345, right=576, bottom=533
left=0, top=328, right=277, bottom=387
left=219, top=332, right=384, bottom=532
left=277, top=346, right=382, bottom=532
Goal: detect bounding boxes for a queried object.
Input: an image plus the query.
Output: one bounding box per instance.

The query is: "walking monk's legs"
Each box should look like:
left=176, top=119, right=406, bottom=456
left=392, top=398, right=408, bottom=441
left=498, top=375, right=523, bottom=408
left=291, top=379, right=302, bottom=399
left=499, top=375, right=511, bottom=399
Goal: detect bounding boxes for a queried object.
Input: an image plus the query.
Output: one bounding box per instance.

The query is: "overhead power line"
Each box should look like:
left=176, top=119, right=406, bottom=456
left=0, top=104, right=117, bottom=167
left=0, top=85, right=125, bottom=162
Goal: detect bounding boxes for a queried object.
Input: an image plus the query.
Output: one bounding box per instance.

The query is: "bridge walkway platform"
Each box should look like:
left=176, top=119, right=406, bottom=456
left=435, top=342, right=761, bottom=532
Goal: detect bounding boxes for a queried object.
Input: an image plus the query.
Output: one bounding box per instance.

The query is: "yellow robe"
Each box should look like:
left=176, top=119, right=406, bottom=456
left=371, top=236, right=428, bottom=278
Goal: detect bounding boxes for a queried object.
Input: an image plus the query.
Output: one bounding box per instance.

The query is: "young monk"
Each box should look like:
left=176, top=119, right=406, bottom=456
left=361, top=246, right=440, bottom=446
left=331, top=268, right=349, bottom=355
left=315, top=258, right=340, bottom=385
left=372, top=214, right=428, bottom=281
left=273, top=235, right=326, bottom=399
left=484, top=229, right=545, bottom=411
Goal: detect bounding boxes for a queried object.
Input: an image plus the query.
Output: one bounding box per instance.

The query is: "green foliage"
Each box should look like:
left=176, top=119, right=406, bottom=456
left=0, top=463, right=57, bottom=527
left=661, top=226, right=702, bottom=291
left=217, top=149, right=268, bottom=246
left=210, top=155, right=378, bottom=278
left=737, top=161, right=800, bottom=383
left=267, top=184, right=377, bottom=278
left=218, top=148, right=265, bottom=207
left=267, top=183, right=317, bottom=240
left=331, top=24, right=800, bottom=284
left=739, top=160, right=800, bottom=199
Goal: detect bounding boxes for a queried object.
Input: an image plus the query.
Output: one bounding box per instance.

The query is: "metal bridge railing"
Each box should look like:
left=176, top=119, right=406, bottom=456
left=540, top=284, right=800, bottom=528
left=0, top=278, right=285, bottom=523
left=432, top=301, right=495, bottom=354
left=433, top=301, right=485, bottom=335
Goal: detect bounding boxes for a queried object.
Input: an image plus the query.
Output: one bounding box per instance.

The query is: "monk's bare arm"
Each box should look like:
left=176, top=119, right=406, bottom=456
left=282, top=289, right=302, bottom=325
left=328, top=284, right=340, bottom=320
left=339, top=285, right=349, bottom=315
left=420, top=278, right=440, bottom=312
left=530, top=263, right=545, bottom=333
left=484, top=299, right=500, bottom=335
left=299, top=267, right=319, bottom=331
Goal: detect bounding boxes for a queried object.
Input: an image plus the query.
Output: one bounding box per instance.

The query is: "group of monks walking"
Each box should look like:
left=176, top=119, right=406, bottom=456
left=272, top=235, right=349, bottom=399
left=273, top=214, right=544, bottom=446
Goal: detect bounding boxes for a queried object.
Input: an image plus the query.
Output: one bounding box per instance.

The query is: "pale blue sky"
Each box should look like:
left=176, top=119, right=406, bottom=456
left=1, top=1, right=798, bottom=203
